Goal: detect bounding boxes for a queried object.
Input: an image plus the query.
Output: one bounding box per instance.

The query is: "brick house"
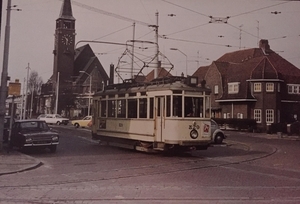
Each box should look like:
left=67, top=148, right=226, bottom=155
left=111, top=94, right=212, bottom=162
left=193, top=40, right=300, bottom=130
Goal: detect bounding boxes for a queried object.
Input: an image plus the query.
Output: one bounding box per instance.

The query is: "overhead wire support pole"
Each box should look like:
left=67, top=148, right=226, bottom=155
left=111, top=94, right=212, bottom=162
left=148, top=12, right=159, bottom=79
left=131, top=22, right=135, bottom=78
left=0, top=0, right=12, bottom=151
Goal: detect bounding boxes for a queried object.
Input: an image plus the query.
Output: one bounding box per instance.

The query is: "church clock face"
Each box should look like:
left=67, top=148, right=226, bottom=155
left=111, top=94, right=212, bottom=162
left=61, top=34, right=73, bottom=45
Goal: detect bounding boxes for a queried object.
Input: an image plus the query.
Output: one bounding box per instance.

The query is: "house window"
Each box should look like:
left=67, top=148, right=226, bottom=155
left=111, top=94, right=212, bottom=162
left=237, top=113, right=243, bottom=119
left=266, top=109, right=274, bottom=123
left=228, top=82, right=239, bottom=94
left=214, top=85, right=219, bottom=94
left=288, top=84, right=300, bottom=94
left=266, top=83, right=274, bottom=92
left=254, top=83, right=261, bottom=92
left=223, top=113, right=230, bottom=119
left=254, top=109, right=261, bottom=123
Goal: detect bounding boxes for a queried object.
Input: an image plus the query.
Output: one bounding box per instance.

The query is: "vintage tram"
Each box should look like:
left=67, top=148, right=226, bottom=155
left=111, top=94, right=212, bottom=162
left=91, top=76, right=212, bottom=152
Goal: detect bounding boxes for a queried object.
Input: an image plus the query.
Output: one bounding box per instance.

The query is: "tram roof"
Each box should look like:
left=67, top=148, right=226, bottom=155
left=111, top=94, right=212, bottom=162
left=95, top=76, right=211, bottom=96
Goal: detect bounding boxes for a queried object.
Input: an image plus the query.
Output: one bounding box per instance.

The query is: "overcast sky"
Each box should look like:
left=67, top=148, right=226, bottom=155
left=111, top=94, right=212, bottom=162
left=1, top=0, right=300, bottom=85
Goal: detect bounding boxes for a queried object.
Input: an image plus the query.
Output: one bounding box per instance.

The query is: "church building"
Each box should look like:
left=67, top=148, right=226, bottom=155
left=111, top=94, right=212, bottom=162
left=39, top=0, right=109, bottom=118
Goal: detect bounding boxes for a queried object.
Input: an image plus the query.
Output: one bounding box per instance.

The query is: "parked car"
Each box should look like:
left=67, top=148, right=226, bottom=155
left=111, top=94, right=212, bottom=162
left=10, top=119, right=59, bottom=152
left=38, top=114, right=69, bottom=125
left=71, top=116, right=92, bottom=128
left=211, top=119, right=227, bottom=144
left=2, top=116, right=15, bottom=143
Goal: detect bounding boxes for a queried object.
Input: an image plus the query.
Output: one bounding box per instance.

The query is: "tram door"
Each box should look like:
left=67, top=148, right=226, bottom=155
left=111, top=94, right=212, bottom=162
left=155, top=96, right=164, bottom=142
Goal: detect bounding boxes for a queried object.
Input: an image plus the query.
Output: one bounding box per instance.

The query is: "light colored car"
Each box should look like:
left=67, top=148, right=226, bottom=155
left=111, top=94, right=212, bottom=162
left=71, top=116, right=92, bottom=128
left=211, top=119, right=226, bottom=144
left=38, top=114, right=69, bottom=125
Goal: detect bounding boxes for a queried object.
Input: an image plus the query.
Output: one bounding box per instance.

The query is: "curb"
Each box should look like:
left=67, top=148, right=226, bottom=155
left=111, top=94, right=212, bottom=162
left=0, top=162, right=43, bottom=176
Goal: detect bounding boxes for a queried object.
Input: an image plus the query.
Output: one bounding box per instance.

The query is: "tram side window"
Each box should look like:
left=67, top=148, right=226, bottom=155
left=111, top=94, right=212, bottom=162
left=117, top=99, right=126, bottom=118
left=139, top=98, right=147, bottom=118
left=173, top=96, right=182, bottom=117
left=149, top=98, right=154, bottom=119
left=166, top=96, right=171, bottom=117
left=101, top=100, right=106, bottom=117
left=184, top=97, right=203, bottom=117
left=108, top=100, right=116, bottom=117
left=128, top=99, right=137, bottom=118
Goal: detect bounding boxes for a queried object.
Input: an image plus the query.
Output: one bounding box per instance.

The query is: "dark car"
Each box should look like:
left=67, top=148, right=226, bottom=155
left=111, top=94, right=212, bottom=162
left=10, top=119, right=59, bottom=153
left=2, top=116, right=14, bottom=143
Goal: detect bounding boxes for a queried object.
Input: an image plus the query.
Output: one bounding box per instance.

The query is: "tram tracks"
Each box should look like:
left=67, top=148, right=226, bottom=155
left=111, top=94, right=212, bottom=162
left=0, top=141, right=279, bottom=189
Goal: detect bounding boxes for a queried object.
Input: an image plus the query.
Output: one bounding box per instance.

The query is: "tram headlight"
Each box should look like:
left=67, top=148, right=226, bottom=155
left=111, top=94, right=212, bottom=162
left=190, top=129, right=198, bottom=139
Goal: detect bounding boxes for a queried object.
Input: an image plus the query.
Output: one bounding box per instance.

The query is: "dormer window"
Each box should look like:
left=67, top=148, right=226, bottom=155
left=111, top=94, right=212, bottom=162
left=228, top=82, right=240, bottom=94
left=254, top=83, right=261, bottom=92
left=266, top=83, right=274, bottom=92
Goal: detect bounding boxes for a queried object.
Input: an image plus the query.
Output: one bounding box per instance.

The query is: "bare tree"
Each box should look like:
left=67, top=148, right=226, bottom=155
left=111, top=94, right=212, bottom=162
left=27, top=71, right=43, bottom=117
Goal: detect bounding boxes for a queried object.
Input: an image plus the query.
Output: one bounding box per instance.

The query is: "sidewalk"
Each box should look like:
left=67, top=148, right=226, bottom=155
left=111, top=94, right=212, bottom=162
left=0, top=146, right=42, bottom=176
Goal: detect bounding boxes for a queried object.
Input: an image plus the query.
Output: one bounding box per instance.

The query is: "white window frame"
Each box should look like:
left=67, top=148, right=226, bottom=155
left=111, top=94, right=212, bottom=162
left=266, top=109, right=274, bottom=124
left=228, top=82, right=240, bottom=94
left=254, top=83, right=261, bottom=92
left=288, top=84, right=300, bottom=94
left=214, top=85, right=219, bottom=94
left=266, top=83, right=274, bottom=92
left=254, top=109, right=261, bottom=123
left=237, top=113, right=243, bottom=119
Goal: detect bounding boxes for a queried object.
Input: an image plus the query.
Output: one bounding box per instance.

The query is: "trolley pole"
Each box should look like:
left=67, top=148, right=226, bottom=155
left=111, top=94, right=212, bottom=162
left=0, top=0, right=12, bottom=151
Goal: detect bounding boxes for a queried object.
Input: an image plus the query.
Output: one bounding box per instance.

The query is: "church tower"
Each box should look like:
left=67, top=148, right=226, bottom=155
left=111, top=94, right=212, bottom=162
left=53, top=0, right=76, bottom=114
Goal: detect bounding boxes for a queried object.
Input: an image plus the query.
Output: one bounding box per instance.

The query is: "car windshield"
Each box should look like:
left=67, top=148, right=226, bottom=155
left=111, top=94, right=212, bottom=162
left=55, top=114, right=63, bottom=118
left=20, top=121, right=50, bottom=131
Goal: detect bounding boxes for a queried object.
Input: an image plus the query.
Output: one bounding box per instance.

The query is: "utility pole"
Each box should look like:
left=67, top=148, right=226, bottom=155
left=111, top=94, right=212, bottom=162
left=239, top=24, right=243, bottom=50
left=0, top=0, right=12, bottom=151
left=153, top=12, right=159, bottom=79
left=55, top=72, right=59, bottom=114
left=20, top=77, right=25, bottom=119
left=131, top=22, right=135, bottom=79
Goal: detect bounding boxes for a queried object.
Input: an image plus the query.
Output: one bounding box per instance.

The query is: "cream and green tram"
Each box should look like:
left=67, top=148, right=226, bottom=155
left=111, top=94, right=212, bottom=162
left=91, top=76, right=212, bottom=152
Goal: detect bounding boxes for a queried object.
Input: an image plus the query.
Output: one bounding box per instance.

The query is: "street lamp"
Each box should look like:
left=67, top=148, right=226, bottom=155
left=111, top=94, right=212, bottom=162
left=79, top=71, right=92, bottom=116
left=170, top=48, right=188, bottom=76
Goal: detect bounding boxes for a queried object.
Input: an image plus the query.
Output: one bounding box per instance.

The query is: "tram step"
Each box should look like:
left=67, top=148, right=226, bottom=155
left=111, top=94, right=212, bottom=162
left=153, top=147, right=164, bottom=151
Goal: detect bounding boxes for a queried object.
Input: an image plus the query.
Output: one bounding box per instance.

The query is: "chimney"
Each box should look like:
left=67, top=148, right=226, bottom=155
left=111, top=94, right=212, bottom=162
left=109, top=63, right=114, bottom=85
left=259, top=39, right=270, bottom=54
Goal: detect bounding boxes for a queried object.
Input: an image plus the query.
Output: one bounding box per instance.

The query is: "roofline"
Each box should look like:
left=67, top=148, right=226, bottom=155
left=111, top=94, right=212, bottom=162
left=246, top=79, right=284, bottom=82
left=215, top=99, right=257, bottom=102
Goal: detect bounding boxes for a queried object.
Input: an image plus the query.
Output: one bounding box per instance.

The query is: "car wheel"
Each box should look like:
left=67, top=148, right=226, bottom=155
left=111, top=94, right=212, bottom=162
left=214, top=133, right=224, bottom=144
left=74, top=123, right=80, bottom=128
left=56, top=121, right=61, bottom=125
left=49, top=145, right=57, bottom=153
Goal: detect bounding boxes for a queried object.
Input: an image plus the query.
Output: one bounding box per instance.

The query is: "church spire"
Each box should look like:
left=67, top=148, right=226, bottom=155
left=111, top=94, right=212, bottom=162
left=59, top=0, right=75, bottom=20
